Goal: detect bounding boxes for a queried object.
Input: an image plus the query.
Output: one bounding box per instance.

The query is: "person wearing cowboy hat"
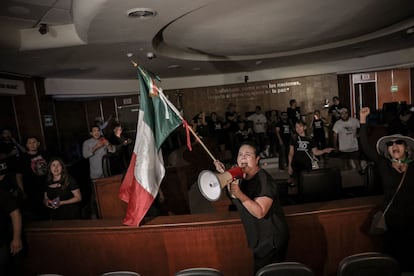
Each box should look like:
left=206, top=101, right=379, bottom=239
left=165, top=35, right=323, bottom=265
left=360, top=107, right=414, bottom=273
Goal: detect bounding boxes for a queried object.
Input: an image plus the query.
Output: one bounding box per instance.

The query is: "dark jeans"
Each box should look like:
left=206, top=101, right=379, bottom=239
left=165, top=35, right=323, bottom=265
left=313, top=132, right=326, bottom=149
left=253, top=242, right=288, bottom=274
left=0, top=245, right=7, bottom=276
left=278, top=144, right=289, bottom=170
left=254, top=132, right=268, bottom=153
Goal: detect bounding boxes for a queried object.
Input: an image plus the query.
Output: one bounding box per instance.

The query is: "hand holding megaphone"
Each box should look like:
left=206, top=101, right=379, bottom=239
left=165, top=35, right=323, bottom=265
left=228, top=178, right=242, bottom=199
left=198, top=166, right=244, bottom=201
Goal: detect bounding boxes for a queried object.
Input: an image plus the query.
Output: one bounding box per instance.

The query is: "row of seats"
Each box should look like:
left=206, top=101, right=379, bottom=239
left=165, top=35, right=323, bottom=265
left=296, top=163, right=376, bottom=203
left=36, top=252, right=401, bottom=276
left=256, top=252, right=399, bottom=276
left=173, top=252, right=400, bottom=276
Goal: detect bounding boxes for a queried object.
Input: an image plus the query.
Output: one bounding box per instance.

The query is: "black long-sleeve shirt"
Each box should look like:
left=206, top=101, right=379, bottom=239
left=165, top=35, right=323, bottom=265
left=360, top=124, right=414, bottom=231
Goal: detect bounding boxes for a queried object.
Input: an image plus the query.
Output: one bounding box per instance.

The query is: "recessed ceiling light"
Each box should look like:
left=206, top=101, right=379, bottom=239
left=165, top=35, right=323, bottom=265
left=126, top=8, right=157, bottom=18
left=168, top=64, right=180, bottom=69
left=192, top=67, right=201, bottom=71
left=255, top=60, right=263, bottom=65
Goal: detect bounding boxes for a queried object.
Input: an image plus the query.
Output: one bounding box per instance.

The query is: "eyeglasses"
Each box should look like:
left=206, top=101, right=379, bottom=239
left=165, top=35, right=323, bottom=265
left=385, top=140, right=405, bottom=147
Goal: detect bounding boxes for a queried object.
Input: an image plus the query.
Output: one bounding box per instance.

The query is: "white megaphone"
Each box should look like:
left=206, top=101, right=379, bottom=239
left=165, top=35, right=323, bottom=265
left=197, top=166, right=244, bottom=201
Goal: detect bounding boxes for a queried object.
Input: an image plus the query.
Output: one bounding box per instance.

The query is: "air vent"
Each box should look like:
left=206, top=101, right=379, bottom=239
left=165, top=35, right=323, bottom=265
left=126, top=8, right=157, bottom=18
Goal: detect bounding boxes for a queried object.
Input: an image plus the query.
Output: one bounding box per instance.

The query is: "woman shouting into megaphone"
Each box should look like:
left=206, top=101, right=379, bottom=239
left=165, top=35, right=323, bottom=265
left=214, top=141, right=289, bottom=274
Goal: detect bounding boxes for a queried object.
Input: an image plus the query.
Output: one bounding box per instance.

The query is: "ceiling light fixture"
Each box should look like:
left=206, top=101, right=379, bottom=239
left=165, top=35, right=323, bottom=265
left=406, top=27, right=414, bottom=35
left=126, top=8, right=157, bottom=18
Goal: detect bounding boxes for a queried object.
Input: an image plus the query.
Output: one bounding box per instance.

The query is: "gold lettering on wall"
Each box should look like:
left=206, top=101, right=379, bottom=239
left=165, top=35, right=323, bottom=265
left=207, top=81, right=302, bottom=100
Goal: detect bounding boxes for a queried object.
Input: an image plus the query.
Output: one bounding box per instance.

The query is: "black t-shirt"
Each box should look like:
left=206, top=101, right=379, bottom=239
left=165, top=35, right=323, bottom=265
left=17, top=151, right=48, bottom=190
left=207, top=119, right=226, bottom=143
left=312, top=118, right=325, bottom=135
left=45, top=176, right=80, bottom=220
left=287, top=107, right=301, bottom=125
left=328, top=104, right=343, bottom=124
left=232, top=169, right=289, bottom=250
left=108, top=134, right=124, bottom=146
left=276, top=120, right=291, bottom=145
left=225, top=111, right=238, bottom=132
left=0, top=141, right=19, bottom=173
left=290, top=135, right=316, bottom=171
left=0, top=173, right=19, bottom=194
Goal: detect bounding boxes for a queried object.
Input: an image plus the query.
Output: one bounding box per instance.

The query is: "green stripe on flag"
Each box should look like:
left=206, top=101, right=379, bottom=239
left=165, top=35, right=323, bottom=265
left=138, top=67, right=182, bottom=149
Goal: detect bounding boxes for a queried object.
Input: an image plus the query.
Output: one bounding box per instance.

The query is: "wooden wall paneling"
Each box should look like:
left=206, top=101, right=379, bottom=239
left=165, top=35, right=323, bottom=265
left=318, top=209, right=381, bottom=275
left=35, top=78, right=60, bottom=155
left=24, top=219, right=252, bottom=276
left=285, top=214, right=328, bottom=276
left=376, top=69, right=410, bottom=108
left=13, top=78, right=43, bottom=143
left=93, top=174, right=126, bottom=219
left=162, top=224, right=252, bottom=276
left=85, top=100, right=103, bottom=130
left=24, top=196, right=382, bottom=276
left=54, top=100, right=89, bottom=161
left=337, top=74, right=351, bottom=111
left=100, top=97, right=117, bottom=137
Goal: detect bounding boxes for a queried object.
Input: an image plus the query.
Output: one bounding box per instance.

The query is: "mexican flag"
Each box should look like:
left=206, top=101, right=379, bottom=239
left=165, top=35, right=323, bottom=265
left=119, top=66, right=182, bottom=226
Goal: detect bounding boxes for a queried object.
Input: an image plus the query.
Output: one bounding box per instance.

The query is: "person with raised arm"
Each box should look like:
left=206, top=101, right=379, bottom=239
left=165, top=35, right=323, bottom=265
left=359, top=107, right=414, bottom=273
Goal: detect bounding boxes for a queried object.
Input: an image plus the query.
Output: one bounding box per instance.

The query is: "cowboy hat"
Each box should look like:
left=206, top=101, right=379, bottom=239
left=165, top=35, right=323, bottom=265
left=376, top=134, right=414, bottom=155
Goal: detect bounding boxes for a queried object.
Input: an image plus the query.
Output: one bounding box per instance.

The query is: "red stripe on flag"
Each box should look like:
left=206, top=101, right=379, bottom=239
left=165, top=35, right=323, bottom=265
left=119, top=152, right=155, bottom=226
left=182, top=120, right=192, bottom=151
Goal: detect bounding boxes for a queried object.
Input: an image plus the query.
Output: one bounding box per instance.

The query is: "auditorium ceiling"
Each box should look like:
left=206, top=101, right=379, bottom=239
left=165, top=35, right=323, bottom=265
left=0, top=0, right=414, bottom=80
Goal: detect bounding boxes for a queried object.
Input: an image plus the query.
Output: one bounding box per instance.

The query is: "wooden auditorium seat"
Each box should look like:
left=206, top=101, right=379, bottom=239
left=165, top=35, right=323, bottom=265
left=174, top=267, right=223, bottom=276
left=337, top=252, right=400, bottom=276
left=255, top=262, right=314, bottom=276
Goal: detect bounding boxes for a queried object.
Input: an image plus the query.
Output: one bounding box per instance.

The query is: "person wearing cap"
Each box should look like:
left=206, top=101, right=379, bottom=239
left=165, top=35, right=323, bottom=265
left=360, top=107, right=414, bottom=273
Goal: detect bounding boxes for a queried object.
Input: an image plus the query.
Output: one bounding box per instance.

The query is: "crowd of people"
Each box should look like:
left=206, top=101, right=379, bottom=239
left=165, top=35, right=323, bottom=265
left=207, top=99, right=414, bottom=272
left=0, top=116, right=134, bottom=274
left=1, top=97, right=413, bottom=274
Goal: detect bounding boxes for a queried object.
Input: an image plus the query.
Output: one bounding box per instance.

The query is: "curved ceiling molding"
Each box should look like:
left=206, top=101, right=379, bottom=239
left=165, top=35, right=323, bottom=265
left=1, top=0, right=413, bottom=80
left=72, top=0, right=108, bottom=42
left=156, top=0, right=414, bottom=61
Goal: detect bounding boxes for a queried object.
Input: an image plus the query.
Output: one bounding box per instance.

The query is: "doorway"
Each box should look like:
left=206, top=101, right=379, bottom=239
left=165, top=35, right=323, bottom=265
left=354, top=82, right=377, bottom=117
